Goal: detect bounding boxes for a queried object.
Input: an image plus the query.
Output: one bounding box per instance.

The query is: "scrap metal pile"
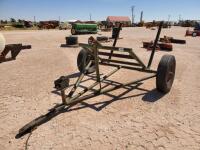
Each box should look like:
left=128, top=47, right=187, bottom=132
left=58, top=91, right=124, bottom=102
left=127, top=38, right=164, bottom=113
left=143, top=41, right=173, bottom=51
left=143, top=35, right=186, bottom=51
left=159, top=36, right=186, bottom=44
left=38, top=21, right=59, bottom=29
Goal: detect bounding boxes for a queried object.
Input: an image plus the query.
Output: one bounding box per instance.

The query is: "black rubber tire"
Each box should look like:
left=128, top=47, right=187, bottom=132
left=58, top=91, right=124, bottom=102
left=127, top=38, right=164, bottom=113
left=66, top=36, right=78, bottom=45
left=156, top=55, right=176, bottom=93
left=77, top=49, right=96, bottom=74
left=71, top=29, right=76, bottom=35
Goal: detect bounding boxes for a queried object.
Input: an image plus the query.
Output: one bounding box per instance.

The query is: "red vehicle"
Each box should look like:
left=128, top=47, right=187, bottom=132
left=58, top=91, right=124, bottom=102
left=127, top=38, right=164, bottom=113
left=185, top=22, right=200, bottom=37
left=185, top=29, right=200, bottom=37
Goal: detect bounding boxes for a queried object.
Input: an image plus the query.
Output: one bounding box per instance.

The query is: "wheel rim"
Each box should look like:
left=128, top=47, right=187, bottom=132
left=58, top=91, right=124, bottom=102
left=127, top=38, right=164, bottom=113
left=193, top=32, right=197, bottom=37
left=85, top=55, right=95, bottom=70
left=72, top=29, right=76, bottom=34
left=166, top=61, right=175, bottom=87
left=166, top=72, right=174, bottom=82
left=78, top=50, right=95, bottom=74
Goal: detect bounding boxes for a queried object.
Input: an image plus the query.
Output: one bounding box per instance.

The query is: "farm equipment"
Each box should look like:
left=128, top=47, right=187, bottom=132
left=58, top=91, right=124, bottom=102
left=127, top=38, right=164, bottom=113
left=143, top=41, right=173, bottom=51
left=185, top=29, right=200, bottom=37
left=16, top=22, right=176, bottom=138
left=71, top=23, right=98, bottom=35
left=59, top=22, right=71, bottom=30
left=96, top=24, right=122, bottom=43
left=185, top=22, right=200, bottom=37
left=0, top=33, right=31, bottom=63
left=0, top=44, right=31, bottom=63
left=159, top=36, right=186, bottom=44
left=38, top=21, right=59, bottom=29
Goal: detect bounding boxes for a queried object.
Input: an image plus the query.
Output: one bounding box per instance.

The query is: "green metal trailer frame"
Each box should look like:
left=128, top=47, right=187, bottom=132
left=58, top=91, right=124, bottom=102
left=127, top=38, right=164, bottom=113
left=16, top=22, right=175, bottom=138
left=59, top=22, right=163, bottom=105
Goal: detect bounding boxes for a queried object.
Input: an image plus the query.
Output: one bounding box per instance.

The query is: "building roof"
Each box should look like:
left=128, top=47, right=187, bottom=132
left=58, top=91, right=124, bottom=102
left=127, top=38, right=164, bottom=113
left=107, top=16, right=131, bottom=22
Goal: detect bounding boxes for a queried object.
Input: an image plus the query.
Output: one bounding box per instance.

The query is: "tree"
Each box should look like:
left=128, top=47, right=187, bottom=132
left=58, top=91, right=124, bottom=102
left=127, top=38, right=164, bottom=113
left=10, top=18, right=16, bottom=23
left=18, top=19, right=23, bottom=23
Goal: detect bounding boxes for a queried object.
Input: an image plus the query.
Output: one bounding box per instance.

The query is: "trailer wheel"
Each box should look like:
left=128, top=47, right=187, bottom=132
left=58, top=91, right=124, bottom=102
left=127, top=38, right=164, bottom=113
left=156, top=55, right=176, bottom=93
left=71, top=29, right=76, bottom=35
left=77, top=49, right=96, bottom=74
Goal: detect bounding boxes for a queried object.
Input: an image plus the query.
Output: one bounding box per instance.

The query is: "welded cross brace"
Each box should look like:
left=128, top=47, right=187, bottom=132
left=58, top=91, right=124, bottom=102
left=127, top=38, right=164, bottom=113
left=59, top=21, right=163, bottom=106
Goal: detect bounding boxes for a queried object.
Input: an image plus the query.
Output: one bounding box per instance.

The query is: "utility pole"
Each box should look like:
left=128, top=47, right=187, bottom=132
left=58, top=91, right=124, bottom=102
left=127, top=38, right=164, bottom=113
left=179, top=14, right=181, bottom=22
left=168, top=15, right=171, bottom=22
left=167, top=15, right=171, bottom=27
left=89, top=13, right=92, bottom=21
left=140, top=11, right=143, bottom=23
left=131, top=6, right=135, bottom=26
left=34, top=16, right=36, bottom=26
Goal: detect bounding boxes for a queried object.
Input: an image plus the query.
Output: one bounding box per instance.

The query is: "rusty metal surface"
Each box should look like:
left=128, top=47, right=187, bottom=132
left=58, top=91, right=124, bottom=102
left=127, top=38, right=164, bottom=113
left=160, top=36, right=186, bottom=44
left=0, top=44, right=31, bottom=63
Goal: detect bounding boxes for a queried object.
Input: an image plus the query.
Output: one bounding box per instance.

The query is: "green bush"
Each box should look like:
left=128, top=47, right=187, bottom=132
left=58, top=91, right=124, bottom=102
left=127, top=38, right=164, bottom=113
left=12, top=23, right=25, bottom=28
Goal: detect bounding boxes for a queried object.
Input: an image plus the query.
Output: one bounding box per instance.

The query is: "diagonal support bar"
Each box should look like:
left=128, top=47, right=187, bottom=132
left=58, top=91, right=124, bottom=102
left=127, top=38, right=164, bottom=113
left=93, top=44, right=102, bottom=90
left=65, top=67, right=121, bottom=105
left=67, top=73, right=156, bottom=105
left=67, top=61, right=93, bottom=99
left=147, top=21, right=163, bottom=68
left=109, top=23, right=123, bottom=60
left=129, top=51, right=146, bottom=68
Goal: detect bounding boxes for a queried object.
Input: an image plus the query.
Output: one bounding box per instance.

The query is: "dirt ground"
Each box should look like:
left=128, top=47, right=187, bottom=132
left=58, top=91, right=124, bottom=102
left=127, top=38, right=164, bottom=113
left=0, top=27, right=200, bottom=150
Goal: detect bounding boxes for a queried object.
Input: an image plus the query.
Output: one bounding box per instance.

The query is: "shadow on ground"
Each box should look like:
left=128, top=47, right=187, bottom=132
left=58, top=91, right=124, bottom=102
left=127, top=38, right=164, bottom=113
left=142, top=89, right=165, bottom=102
left=16, top=72, right=165, bottom=139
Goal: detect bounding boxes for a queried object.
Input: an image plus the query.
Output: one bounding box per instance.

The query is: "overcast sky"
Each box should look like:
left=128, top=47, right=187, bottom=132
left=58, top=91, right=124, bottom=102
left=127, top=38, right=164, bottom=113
left=0, top=0, right=199, bottom=22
